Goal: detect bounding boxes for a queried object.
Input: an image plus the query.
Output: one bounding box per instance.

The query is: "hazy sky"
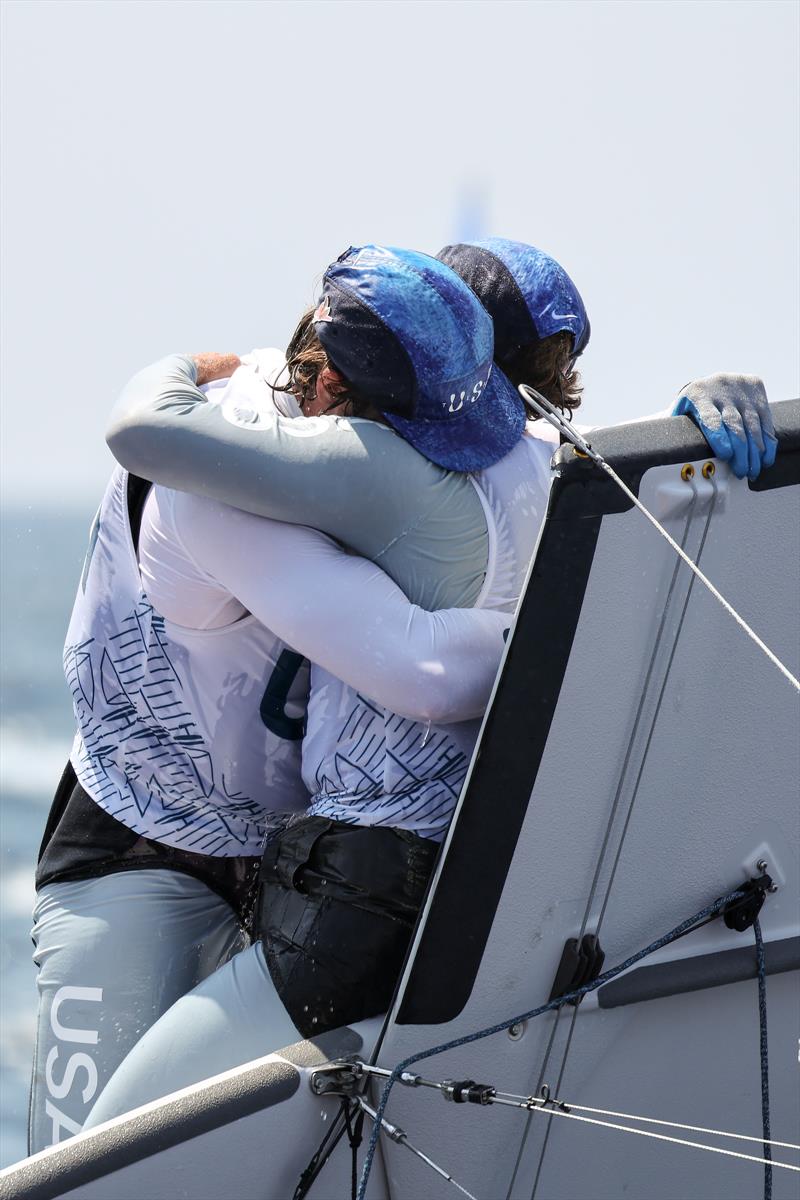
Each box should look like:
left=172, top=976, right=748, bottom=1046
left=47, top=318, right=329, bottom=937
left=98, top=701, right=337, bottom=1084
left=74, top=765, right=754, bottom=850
left=1, top=0, right=798, bottom=508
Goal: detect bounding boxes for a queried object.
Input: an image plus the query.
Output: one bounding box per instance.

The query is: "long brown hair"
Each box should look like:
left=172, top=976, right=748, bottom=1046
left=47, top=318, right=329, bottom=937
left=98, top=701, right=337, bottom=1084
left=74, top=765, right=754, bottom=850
left=273, top=307, right=373, bottom=416
left=500, top=330, right=583, bottom=414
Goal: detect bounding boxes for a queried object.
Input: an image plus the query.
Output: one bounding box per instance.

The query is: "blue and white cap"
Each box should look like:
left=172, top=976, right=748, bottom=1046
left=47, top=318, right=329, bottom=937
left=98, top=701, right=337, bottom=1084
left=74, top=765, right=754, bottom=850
left=315, top=244, right=526, bottom=472
left=437, top=237, right=590, bottom=364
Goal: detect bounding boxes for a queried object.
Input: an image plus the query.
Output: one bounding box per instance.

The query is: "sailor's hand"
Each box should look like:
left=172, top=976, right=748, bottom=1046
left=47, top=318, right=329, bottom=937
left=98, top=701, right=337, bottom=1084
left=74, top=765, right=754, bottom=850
left=192, top=352, right=241, bottom=386
left=673, top=374, right=777, bottom=481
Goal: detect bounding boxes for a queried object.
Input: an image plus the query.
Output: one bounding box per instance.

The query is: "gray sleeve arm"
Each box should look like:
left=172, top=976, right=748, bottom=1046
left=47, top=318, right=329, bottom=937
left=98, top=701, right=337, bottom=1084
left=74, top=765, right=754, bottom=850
left=107, top=355, right=489, bottom=610
left=107, top=354, right=404, bottom=561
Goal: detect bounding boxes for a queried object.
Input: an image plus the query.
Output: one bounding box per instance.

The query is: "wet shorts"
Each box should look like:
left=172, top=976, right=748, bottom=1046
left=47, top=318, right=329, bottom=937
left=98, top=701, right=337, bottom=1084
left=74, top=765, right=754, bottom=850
left=257, top=815, right=438, bottom=1037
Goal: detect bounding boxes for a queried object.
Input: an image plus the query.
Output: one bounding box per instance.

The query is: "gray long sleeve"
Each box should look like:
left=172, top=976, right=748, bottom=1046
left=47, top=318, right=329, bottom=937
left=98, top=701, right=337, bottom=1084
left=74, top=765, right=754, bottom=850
left=107, top=355, right=488, bottom=611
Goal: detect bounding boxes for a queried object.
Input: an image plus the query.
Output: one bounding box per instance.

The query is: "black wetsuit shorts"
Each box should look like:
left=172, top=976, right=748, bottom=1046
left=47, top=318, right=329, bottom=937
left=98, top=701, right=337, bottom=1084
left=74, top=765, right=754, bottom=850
left=257, top=815, right=438, bottom=1037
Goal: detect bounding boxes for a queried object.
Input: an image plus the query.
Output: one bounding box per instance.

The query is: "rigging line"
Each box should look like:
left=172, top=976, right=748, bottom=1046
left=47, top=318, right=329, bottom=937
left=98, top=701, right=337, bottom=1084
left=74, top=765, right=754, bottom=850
left=354, top=1064, right=798, bottom=1153
left=292, top=1105, right=349, bottom=1200
left=505, top=1008, right=563, bottom=1198
left=520, top=386, right=800, bottom=694
left=356, top=885, right=747, bottom=1200
left=356, top=1097, right=478, bottom=1200
left=754, top=917, right=773, bottom=1200
left=496, top=1093, right=800, bottom=1150
left=576, top=486, right=700, bottom=942
left=525, top=493, right=705, bottom=1200
left=595, top=479, right=718, bottom=934
left=498, top=1096, right=800, bottom=1172
left=527, top=900, right=725, bottom=1198
left=527, top=1000, right=578, bottom=1200
left=343, top=1101, right=366, bottom=1200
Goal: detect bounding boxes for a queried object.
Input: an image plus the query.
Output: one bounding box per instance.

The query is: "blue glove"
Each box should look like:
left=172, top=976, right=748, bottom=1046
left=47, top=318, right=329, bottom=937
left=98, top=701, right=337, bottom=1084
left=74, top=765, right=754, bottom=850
left=673, top=374, right=778, bottom=481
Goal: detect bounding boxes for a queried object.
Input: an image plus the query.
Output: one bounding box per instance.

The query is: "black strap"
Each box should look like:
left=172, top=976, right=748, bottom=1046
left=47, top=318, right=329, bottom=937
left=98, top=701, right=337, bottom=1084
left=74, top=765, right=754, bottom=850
left=126, top=472, right=153, bottom=553
left=36, top=761, right=78, bottom=863
left=292, top=1105, right=349, bottom=1200
left=343, top=1101, right=365, bottom=1200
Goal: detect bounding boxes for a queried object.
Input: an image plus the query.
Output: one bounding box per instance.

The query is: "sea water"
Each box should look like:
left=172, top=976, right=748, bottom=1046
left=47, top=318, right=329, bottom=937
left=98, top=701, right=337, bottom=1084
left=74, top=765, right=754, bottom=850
left=0, top=508, right=92, bottom=1167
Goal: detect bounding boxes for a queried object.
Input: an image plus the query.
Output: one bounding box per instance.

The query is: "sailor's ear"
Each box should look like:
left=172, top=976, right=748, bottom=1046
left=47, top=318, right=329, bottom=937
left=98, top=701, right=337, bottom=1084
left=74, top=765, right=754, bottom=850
left=316, top=367, right=350, bottom=413
left=319, top=365, right=347, bottom=394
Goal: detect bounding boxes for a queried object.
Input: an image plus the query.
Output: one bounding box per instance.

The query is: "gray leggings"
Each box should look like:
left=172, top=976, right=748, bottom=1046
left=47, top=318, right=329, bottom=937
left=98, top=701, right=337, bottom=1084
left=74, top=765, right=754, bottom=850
left=83, top=942, right=301, bottom=1130
left=28, top=870, right=246, bottom=1154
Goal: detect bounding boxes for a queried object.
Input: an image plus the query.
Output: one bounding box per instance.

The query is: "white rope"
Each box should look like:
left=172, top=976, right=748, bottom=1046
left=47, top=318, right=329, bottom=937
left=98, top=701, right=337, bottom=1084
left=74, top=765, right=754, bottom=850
left=520, top=386, right=800, bottom=694
left=499, top=1092, right=800, bottom=1150
left=357, top=1062, right=800, bottom=1152
left=357, top=1097, right=478, bottom=1200
left=502, top=1097, right=800, bottom=1171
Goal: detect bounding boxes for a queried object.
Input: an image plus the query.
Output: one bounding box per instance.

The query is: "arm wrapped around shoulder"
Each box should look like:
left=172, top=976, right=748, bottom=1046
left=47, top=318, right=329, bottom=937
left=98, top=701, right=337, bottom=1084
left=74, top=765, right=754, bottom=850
left=106, top=353, right=210, bottom=478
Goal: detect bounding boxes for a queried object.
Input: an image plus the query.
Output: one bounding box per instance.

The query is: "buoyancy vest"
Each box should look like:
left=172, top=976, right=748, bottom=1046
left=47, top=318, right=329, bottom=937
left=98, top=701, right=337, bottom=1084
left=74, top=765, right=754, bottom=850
left=64, top=467, right=309, bottom=857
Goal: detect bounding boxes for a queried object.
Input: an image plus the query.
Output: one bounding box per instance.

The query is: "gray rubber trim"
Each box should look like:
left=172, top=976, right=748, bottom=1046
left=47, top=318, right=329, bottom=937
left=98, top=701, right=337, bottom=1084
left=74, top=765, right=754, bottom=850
left=552, top=397, right=799, bottom=517
left=598, top=936, right=800, bottom=1009
left=0, top=1060, right=299, bottom=1200
left=276, top=1026, right=363, bottom=1068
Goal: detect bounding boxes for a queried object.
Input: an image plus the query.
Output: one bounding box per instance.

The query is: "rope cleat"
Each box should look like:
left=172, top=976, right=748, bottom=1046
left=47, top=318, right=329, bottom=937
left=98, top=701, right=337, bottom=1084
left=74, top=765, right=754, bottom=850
left=722, top=873, right=774, bottom=933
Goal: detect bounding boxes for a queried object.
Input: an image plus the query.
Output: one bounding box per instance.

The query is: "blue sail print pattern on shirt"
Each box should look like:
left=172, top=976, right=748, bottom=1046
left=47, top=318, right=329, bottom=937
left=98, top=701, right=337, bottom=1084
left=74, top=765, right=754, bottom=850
left=304, top=684, right=477, bottom=842
left=65, top=601, right=253, bottom=852
left=64, top=468, right=309, bottom=857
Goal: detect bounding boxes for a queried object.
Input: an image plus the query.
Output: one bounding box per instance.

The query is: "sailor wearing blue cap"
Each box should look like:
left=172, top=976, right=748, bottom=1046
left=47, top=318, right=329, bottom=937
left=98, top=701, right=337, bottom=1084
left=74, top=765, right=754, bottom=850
left=438, top=236, right=590, bottom=365
left=439, top=237, right=776, bottom=479
left=314, top=244, right=526, bottom=471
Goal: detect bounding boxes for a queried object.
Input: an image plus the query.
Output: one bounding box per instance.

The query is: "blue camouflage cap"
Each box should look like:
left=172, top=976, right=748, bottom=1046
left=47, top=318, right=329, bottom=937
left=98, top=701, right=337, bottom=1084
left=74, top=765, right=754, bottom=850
left=436, top=237, right=590, bottom=364
left=314, top=244, right=526, bottom=472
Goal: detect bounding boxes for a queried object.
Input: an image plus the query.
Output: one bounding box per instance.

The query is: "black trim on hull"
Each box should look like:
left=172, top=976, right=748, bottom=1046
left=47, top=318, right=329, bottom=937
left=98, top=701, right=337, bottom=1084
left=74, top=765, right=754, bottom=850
left=550, top=398, right=800, bottom=518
